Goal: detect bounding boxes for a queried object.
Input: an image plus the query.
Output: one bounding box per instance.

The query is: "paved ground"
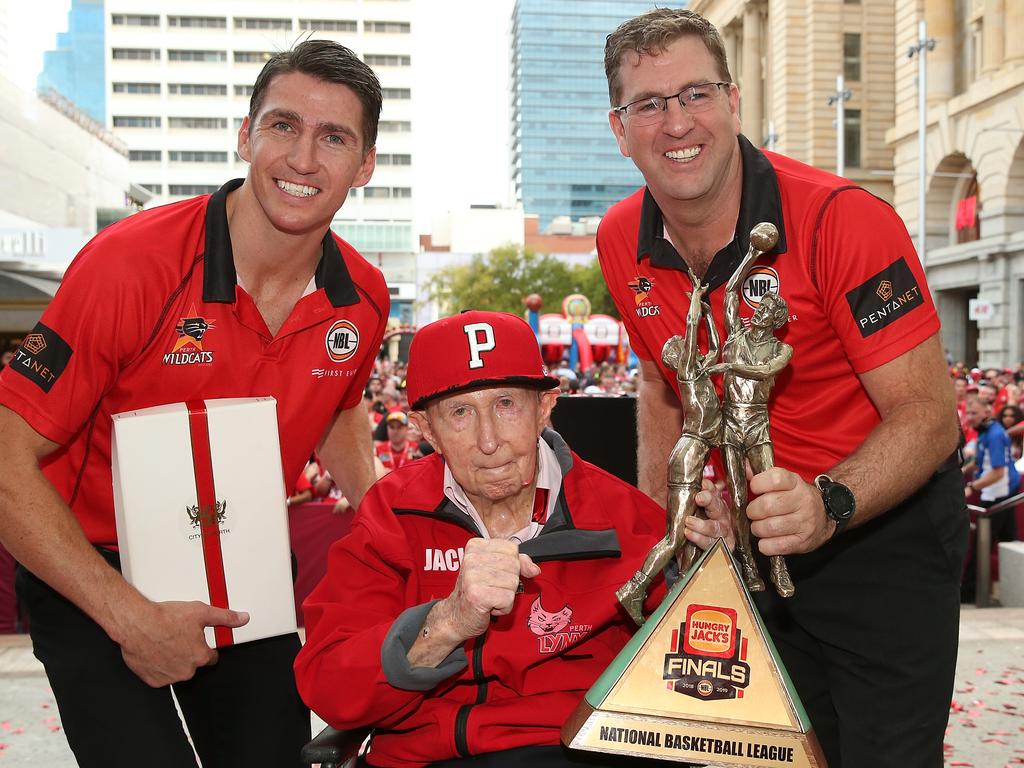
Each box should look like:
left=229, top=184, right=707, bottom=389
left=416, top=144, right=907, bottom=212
left=1, top=608, right=1022, bottom=766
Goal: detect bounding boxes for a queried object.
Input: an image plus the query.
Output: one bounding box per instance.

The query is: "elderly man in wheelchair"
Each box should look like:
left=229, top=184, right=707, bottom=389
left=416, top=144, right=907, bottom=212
left=294, top=311, right=732, bottom=767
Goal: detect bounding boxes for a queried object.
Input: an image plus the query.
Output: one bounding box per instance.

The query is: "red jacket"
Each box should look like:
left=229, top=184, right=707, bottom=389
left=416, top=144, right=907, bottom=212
left=295, top=431, right=667, bottom=767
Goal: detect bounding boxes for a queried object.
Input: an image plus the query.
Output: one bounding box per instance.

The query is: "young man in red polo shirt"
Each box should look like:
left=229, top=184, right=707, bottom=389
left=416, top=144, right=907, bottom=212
left=375, top=411, right=421, bottom=471
left=0, top=41, right=388, bottom=767
left=598, top=9, right=965, bottom=768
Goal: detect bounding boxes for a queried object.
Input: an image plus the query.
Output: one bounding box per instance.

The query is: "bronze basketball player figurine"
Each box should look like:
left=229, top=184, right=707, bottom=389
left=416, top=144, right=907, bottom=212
left=706, top=222, right=795, bottom=597
left=616, top=270, right=722, bottom=626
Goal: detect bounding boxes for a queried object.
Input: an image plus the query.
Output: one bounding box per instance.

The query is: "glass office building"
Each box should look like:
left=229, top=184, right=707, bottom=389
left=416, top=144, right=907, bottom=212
left=510, top=0, right=651, bottom=230
left=37, top=0, right=106, bottom=124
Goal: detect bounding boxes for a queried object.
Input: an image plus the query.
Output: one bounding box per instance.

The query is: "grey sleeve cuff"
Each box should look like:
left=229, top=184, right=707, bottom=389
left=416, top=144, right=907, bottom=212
left=380, top=600, right=468, bottom=691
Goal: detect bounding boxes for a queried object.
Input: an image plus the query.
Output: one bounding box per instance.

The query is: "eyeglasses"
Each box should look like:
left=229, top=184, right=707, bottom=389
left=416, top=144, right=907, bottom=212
left=614, top=82, right=731, bottom=125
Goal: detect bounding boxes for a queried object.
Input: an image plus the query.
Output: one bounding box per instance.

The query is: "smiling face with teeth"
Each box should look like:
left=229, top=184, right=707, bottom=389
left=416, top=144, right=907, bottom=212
left=609, top=35, right=741, bottom=222
left=236, top=71, right=376, bottom=238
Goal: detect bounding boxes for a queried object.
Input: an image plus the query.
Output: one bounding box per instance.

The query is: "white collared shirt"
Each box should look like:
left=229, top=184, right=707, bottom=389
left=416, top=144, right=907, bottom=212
left=441, top=438, right=562, bottom=543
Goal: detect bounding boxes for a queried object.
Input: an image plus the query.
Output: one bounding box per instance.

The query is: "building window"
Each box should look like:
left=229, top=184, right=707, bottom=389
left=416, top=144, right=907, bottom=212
left=168, top=150, right=229, bottom=163
left=112, top=48, right=160, bottom=61
left=169, top=184, right=220, bottom=196
left=113, top=82, right=161, bottom=94
left=378, top=120, right=412, bottom=132
left=139, top=183, right=163, bottom=194
left=299, top=19, right=357, bottom=32
left=111, top=14, right=159, bottom=26
left=234, top=117, right=244, bottom=130
left=382, top=87, right=411, bottom=100
left=364, top=54, right=410, bottom=67
left=366, top=21, right=411, bottom=34
left=843, top=109, right=861, bottom=169
left=234, top=84, right=255, bottom=97
left=129, top=150, right=162, bottom=161
left=168, top=117, right=229, bottom=130
left=843, top=33, right=861, bottom=81
left=112, top=115, right=161, bottom=128
left=168, top=83, right=227, bottom=96
left=234, top=51, right=274, bottom=64
left=376, top=153, right=412, bottom=166
left=168, top=16, right=226, bottom=28
left=392, top=187, right=412, bottom=198
left=234, top=17, right=292, bottom=30
left=169, top=49, right=227, bottom=62
left=364, top=187, right=391, bottom=199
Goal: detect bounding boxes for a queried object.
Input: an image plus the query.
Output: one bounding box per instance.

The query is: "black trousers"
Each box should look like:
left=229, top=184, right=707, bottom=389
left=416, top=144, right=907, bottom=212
left=16, top=549, right=310, bottom=768
left=754, top=465, right=967, bottom=768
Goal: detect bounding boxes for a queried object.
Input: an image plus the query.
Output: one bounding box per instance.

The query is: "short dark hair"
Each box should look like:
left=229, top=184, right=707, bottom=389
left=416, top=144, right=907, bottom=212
left=604, top=8, right=732, bottom=107
left=249, top=39, right=383, bottom=150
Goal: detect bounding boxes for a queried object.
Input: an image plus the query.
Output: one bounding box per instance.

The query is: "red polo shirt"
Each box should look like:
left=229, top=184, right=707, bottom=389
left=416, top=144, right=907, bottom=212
left=599, top=137, right=940, bottom=482
left=0, top=179, right=389, bottom=546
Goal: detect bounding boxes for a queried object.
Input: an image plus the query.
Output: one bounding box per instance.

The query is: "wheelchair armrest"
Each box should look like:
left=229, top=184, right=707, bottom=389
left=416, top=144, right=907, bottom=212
left=301, top=725, right=372, bottom=768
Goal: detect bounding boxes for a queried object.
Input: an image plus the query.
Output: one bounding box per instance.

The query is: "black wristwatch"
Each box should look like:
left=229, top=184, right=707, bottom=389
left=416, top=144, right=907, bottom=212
left=814, top=474, right=855, bottom=539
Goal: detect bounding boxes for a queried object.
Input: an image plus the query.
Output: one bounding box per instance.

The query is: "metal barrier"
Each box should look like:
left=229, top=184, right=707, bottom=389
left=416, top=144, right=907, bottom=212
left=967, top=490, right=1024, bottom=607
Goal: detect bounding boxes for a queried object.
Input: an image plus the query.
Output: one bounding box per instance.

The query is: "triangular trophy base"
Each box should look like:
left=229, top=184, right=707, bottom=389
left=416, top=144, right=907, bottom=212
left=563, top=699, right=826, bottom=766
left=561, top=540, right=827, bottom=767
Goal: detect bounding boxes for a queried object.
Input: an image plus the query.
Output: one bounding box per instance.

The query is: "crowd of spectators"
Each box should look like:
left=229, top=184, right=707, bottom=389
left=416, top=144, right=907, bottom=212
left=952, top=363, right=1024, bottom=602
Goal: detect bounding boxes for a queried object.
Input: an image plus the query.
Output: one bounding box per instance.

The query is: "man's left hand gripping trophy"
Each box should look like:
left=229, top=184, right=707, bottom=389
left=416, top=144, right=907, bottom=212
left=616, top=270, right=722, bottom=626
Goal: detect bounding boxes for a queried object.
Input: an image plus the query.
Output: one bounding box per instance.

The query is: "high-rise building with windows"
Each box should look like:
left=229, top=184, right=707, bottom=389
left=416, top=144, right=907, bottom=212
left=37, top=0, right=106, bottom=124
left=510, top=0, right=648, bottom=230
left=105, top=2, right=417, bottom=321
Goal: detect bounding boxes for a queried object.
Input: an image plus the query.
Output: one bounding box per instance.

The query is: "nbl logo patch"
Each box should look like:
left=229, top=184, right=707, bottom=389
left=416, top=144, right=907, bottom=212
left=741, top=266, right=780, bottom=309
left=325, top=319, right=360, bottom=363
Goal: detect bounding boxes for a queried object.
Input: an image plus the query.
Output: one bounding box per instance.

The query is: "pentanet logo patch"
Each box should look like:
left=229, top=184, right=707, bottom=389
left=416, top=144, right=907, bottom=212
left=9, top=322, right=73, bottom=393
left=845, top=257, right=924, bottom=338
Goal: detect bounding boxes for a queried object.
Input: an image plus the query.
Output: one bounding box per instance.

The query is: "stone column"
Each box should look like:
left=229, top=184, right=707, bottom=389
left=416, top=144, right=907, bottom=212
left=1007, top=0, right=1024, bottom=63
left=983, top=0, right=1006, bottom=72
left=724, top=26, right=739, bottom=82
left=741, top=3, right=764, bottom=144
left=926, top=0, right=955, bottom=103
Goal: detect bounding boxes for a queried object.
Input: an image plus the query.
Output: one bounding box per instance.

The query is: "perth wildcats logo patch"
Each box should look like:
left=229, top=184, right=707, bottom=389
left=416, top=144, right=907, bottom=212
left=163, top=305, right=216, bottom=365
left=325, top=319, right=360, bottom=363
left=628, top=276, right=661, bottom=318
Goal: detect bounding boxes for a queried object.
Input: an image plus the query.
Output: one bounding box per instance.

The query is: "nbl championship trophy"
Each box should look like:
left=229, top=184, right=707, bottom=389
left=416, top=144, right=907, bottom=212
left=563, top=224, right=826, bottom=767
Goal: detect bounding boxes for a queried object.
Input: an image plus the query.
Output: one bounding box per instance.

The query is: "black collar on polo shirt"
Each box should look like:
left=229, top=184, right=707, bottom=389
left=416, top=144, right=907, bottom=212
left=202, top=178, right=361, bottom=307
left=635, top=134, right=788, bottom=291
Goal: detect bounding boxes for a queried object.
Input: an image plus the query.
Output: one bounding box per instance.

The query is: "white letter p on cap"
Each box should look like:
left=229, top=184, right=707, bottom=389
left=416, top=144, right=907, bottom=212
left=464, top=322, right=495, bottom=369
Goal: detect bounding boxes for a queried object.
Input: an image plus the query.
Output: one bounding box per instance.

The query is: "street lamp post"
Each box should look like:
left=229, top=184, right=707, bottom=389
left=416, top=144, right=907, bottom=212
left=908, top=20, right=937, bottom=264
left=826, top=74, right=852, bottom=178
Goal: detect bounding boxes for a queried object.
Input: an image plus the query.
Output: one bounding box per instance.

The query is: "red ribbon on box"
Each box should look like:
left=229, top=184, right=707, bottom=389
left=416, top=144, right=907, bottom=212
left=185, top=400, right=234, bottom=647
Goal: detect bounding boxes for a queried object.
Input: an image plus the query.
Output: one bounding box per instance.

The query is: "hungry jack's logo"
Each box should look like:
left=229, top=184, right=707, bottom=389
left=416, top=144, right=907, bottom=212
left=628, top=276, right=661, bottom=318
left=163, top=305, right=216, bottom=365
left=663, top=604, right=750, bottom=700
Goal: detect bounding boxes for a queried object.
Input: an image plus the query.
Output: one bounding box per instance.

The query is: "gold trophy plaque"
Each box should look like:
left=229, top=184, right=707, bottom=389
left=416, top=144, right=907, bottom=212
left=562, top=540, right=825, bottom=767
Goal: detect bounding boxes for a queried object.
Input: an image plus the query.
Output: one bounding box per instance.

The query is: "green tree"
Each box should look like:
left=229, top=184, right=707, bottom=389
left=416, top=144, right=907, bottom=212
left=427, top=244, right=619, bottom=320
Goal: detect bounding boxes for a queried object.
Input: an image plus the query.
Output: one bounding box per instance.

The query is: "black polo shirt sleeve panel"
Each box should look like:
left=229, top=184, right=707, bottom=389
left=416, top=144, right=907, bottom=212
left=0, top=201, right=207, bottom=446
left=202, top=179, right=244, bottom=304
left=811, top=187, right=939, bottom=374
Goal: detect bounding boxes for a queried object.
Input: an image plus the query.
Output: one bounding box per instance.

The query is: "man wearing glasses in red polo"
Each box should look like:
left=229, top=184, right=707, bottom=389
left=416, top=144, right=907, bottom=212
left=597, top=8, right=966, bottom=768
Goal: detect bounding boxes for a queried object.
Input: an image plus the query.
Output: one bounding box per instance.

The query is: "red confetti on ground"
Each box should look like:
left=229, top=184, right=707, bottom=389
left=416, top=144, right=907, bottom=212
left=984, top=739, right=1010, bottom=745
left=40, top=703, right=49, bottom=709
left=950, top=762, right=975, bottom=766
left=10, top=729, right=23, bottom=736
left=48, top=725, right=61, bottom=733
left=953, top=701, right=965, bottom=712
left=0, top=745, right=6, bottom=751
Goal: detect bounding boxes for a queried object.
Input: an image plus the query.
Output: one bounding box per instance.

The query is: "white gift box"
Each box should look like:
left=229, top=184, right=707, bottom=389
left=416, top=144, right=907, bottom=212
left=111, top=397, right=296, bottom=647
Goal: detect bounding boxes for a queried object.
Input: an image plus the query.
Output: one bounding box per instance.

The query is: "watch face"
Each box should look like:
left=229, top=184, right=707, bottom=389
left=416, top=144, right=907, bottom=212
left=824, top=484, right=855, bottom=520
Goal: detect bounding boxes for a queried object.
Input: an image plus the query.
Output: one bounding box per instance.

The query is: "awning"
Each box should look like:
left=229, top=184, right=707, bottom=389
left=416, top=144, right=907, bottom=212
left=0, top=266, right=64, bottom=333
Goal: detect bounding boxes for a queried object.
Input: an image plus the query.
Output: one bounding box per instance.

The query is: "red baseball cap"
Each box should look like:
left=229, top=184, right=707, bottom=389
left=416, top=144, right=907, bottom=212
left=406, top=311, right=559, bottom=410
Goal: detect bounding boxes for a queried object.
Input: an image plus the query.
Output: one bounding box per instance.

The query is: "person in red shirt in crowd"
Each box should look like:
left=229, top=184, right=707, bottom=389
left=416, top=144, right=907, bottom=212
left=954, top=377, right=977, bottom=444
left=295, top=311, right=734, bottom=767
left=375, top=411, right=420, bottom=471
